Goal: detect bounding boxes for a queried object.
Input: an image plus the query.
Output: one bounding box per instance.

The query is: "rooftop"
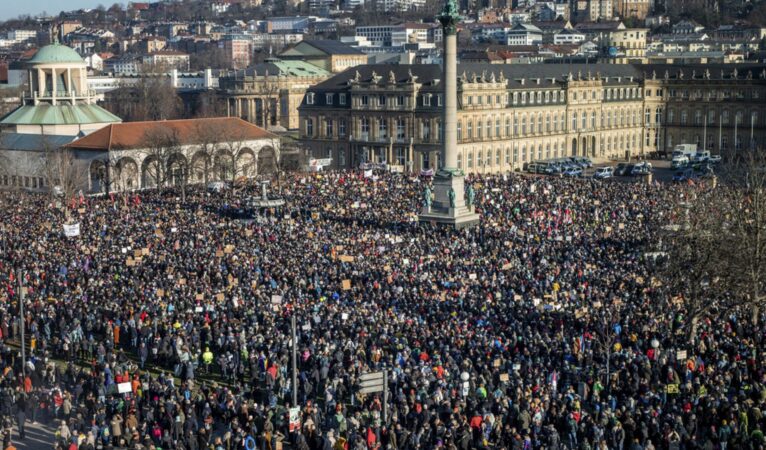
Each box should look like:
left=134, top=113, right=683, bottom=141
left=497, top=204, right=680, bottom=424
left=289, top=39, right=365, bottom=55
left=0, top=104, right=121, bottom=126
left=65, top=117, right=275, bottom=151
left=28, top=44, right=85, bottom=65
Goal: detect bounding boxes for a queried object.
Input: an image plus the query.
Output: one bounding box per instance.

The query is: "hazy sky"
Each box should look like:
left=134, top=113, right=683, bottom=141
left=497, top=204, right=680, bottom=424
left=1, top=0, right=126, bottom=21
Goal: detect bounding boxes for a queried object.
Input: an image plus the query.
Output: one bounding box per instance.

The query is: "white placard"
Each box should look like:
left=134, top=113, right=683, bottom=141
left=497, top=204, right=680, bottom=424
left=63, top=223, right=81, bottom=237
left=117, top=382, right=132, bottom=394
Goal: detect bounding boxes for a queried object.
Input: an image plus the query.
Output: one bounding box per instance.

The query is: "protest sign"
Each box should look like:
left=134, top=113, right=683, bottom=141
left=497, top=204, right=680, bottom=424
left=63, top=223, right=80, bottom=237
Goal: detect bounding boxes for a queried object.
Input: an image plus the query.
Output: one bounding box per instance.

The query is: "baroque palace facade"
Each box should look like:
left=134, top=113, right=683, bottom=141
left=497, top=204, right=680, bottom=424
left=297, top=63, right=766, bottom=172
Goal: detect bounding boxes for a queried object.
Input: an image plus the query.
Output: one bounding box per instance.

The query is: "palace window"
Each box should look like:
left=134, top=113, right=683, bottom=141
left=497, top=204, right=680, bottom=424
left=326, top=119, right=333, bottom=137
left=307, top=93, right=315, bottom=105
left=477, top=120, right=483, bottom=139
left=339, top=93, right=346, bottom=105
left=306, top=118, right=314, bottom=136
left=326, top=94, right=333, bottom=105
left=396, top=118, right=406, bottom=140
left=467, top=120, right=473, bottom=139
left=339, top=119, right=346, bottom=137
left=379, top=119, right=388, bottom=138
left=457, top=121, right=462, bottom=140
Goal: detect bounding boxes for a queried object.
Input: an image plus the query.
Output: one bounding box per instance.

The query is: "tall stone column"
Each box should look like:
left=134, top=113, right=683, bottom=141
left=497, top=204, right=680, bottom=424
left=442, top=26, right=458, bottom=169
left=417, top=0, right=479, bottom=229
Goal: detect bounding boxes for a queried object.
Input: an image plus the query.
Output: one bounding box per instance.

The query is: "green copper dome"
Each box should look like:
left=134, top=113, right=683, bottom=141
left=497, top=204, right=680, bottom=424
left=29, top=44, right=84, bottom=64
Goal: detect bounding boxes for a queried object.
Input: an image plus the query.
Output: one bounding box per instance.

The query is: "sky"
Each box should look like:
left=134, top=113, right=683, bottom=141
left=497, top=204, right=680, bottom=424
left=1, top=0, right=125, bottom=21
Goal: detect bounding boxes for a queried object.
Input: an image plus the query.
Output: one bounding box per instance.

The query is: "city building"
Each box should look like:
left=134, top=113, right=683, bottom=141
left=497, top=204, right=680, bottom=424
left=672, top=19, right=704, bottom=35
left=297, top=63, right=766, bottom=173
left=142, top=51, right=191, bottom=71
left=506, top=24, right=543, bottom=45
left=219, top=59, right=331, bottom=130
left=218, top=35, right=252, bottom=69
left=279, top=40, right=368, bottom=73
left=615, top=0, right=651, bottom=20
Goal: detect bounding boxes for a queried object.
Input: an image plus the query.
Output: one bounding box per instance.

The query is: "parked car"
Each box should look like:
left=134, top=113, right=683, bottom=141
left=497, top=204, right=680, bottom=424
left=708, top=155, right=722, bottom=164
left=564, top=167, right=583, bottom=177
left=570, top=157, right=593, bottom=168
left=593, top=167, right=614, bottom=179
left=630, top=162, right=653, bottom=176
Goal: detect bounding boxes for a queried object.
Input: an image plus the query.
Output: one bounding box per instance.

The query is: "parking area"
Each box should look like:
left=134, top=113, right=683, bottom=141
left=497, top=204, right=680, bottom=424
left=520, top=157, right=715, bottom=184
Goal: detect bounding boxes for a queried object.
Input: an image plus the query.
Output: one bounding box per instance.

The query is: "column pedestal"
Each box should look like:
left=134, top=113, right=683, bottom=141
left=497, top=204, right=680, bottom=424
left=418, top=169, right=480, bottom=228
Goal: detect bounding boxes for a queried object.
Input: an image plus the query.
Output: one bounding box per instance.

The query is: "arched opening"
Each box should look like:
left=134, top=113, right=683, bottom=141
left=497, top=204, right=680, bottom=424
left=116, top=157, right=138, bottom=191
left=214, top=149, right=235, bottom=182
left=591, top=137, right=597, bottom=157
left=89, top=160, right=107, bottom=193
left=141, top=156, right=162, bottom=189
left=190, top=151, right=210, bottom=184
left=257, top=146, right=278, bottom=176
left=166, top=153, right=188, bottom=187
left=237, top=148, right=257, bottom=179
left=571, top=138, right=577, bottom=157
left=582, top=137, right=587, bottom=157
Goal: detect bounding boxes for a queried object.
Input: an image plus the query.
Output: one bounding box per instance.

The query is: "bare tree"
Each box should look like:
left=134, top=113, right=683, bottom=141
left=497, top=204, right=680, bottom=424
left=191, top=120, right=222, bottom=185
left=141, top=127, right=187, bottom=199
left=41, top=140, right=88, bottom=220
left=104, top=77, right=183, bottom=121
left=214, top=120, right=250, bottom=186
left=712, top=149, right=766, bottom=325
left=587, top=303, right=622, bottom=399
left=654, top=187, right=732, bottom=340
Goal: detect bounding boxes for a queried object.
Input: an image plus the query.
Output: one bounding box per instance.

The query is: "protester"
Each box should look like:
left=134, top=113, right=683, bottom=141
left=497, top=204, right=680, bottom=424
left=0, top=170, right=762, bottom=450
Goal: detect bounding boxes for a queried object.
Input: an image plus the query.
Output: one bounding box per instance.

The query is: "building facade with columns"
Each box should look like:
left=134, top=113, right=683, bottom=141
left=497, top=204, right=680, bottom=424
left=298, top=63, right=766, bottom=173
left=219, top=59, right=331, bottom=131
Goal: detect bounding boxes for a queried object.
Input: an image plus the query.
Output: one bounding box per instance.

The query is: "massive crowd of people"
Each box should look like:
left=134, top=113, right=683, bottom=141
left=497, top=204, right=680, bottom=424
left=0, top=171, right=763, bottom=450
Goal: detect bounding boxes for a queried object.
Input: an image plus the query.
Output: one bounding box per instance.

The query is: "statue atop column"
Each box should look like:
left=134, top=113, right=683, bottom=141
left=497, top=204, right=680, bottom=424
left=437, top=0, right=460, bottom=35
